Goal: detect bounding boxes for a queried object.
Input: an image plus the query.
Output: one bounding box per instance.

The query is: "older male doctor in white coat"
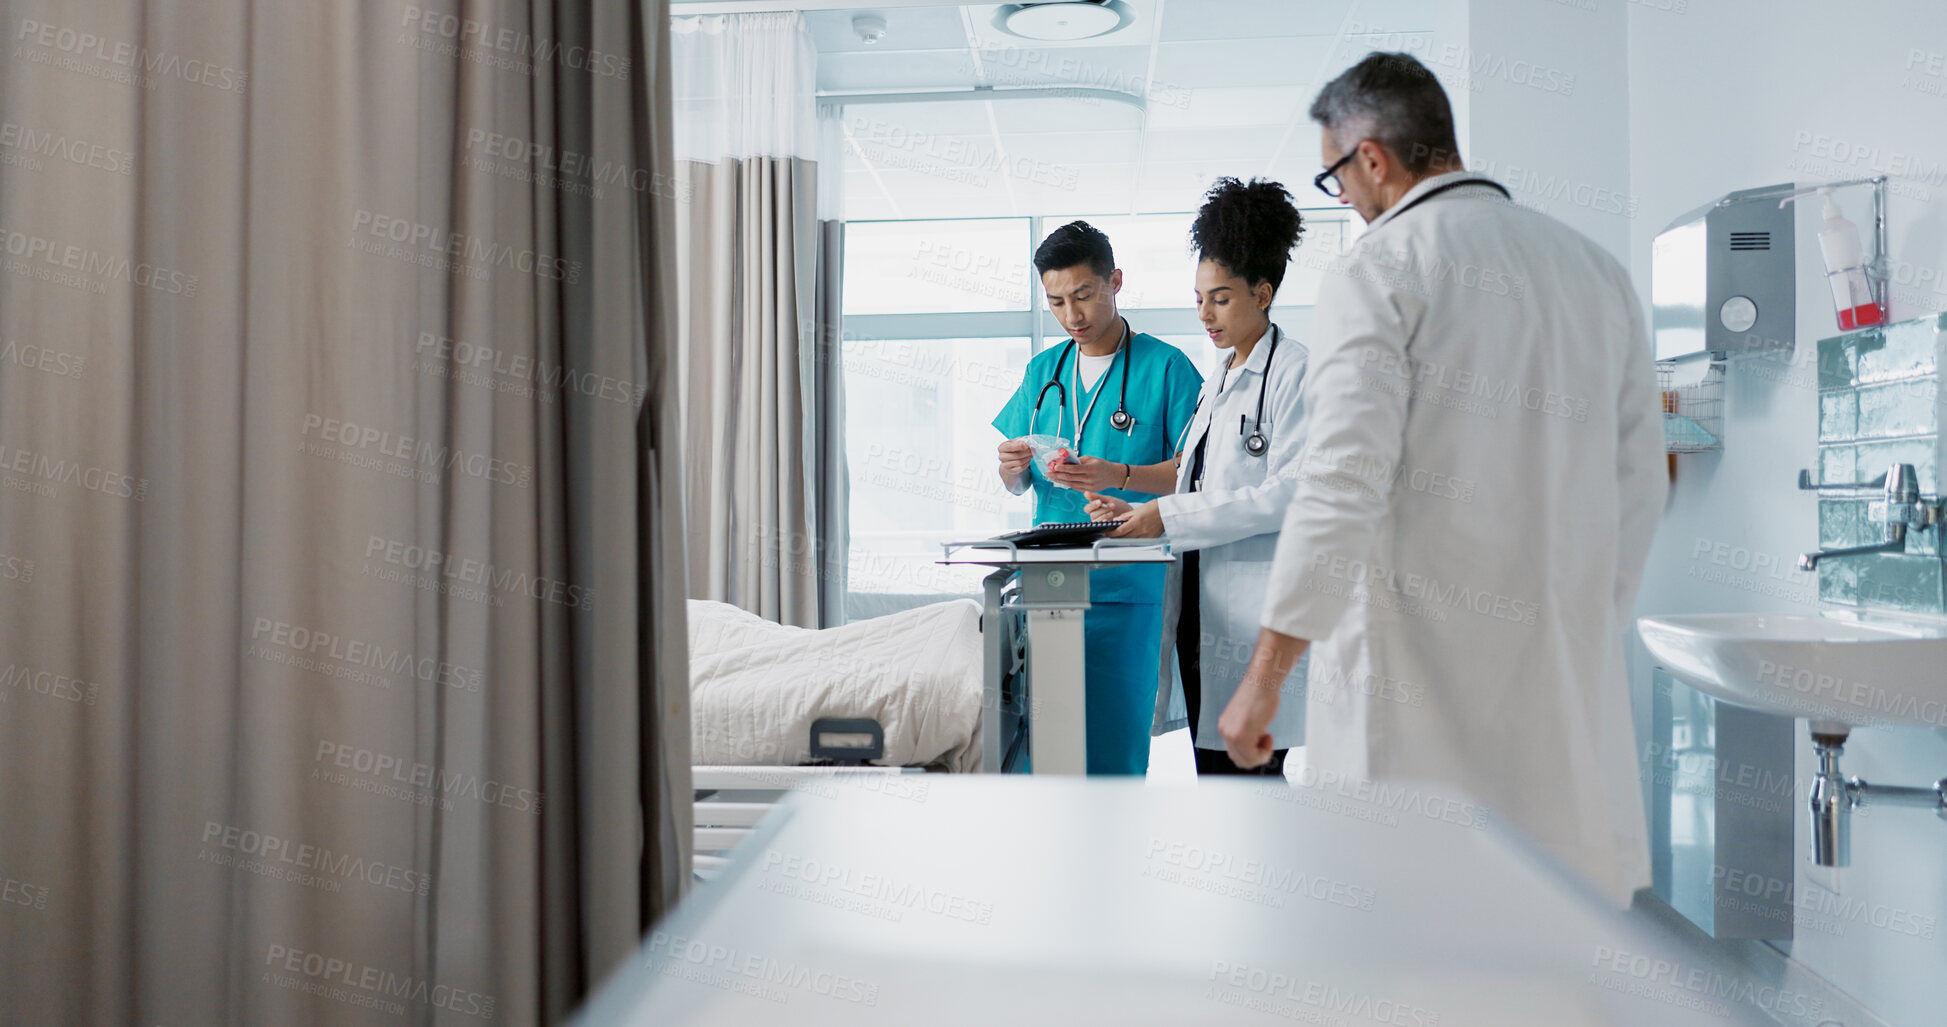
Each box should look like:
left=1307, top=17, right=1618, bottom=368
left=1219, top=53, right=1667, bottom=907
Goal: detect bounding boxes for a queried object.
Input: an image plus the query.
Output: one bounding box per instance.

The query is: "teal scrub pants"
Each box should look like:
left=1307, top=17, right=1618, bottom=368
left=1082, top=601, right=1162, bottom=776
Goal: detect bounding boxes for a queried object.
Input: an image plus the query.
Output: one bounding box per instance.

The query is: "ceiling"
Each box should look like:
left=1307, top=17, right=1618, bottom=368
left=760, top=0, right=1437, bottom=219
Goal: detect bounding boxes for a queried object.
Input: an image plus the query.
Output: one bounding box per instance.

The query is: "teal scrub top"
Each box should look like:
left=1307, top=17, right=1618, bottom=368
left=992, top=330, right=1203, bottom=603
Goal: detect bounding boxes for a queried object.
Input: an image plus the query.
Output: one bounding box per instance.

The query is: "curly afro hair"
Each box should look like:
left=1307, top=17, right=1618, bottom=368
left=1189, top=177, right=1305, bottom=293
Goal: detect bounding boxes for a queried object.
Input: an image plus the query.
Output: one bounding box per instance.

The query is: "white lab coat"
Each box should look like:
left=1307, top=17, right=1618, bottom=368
left=1151, top=324, right=1310, bottom=749
left=1260, top=172, right=1667, bottom=907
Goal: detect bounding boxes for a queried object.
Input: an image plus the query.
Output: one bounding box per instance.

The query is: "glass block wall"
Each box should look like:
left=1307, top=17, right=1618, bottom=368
left=1814, top=313, right=1947, bottom=613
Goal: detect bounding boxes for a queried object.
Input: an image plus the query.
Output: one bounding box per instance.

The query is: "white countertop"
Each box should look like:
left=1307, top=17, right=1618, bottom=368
left=577, top=778, right=1794, bottom=1026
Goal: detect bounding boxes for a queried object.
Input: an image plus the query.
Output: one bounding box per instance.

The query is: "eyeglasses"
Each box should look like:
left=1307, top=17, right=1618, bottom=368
left=1314, top=150, right=1357, bottom=199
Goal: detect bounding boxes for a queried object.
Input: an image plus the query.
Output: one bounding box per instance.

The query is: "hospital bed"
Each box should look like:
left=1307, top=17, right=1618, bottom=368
left=687, top=596, right=1031, bottom=880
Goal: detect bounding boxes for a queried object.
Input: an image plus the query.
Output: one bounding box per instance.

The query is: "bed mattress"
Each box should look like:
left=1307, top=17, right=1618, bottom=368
left=688, top=599, right=985, bottom=772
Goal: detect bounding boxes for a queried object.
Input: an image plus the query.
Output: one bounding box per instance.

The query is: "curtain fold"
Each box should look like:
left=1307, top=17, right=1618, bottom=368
left=813, top=219, right=849, bottom=626
left=0, top=0, right=689, bottom=1023
left=670, top=12, right=823, bottom=627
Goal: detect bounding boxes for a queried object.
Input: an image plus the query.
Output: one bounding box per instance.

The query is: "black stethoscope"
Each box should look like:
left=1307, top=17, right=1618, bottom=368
left=1030, top=319, right=1135, bottom=441
left=1385, top=176, right=1513, bottom=220
left=1181, top=323, right=1282, bottom=460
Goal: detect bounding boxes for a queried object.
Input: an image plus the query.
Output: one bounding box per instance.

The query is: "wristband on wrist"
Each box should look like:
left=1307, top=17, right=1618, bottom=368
left=1121, top=463, right=1131, bottom=488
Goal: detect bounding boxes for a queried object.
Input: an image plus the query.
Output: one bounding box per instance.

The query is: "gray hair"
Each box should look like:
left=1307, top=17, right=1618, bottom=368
left=1308, top=52, right=1460, bottom=175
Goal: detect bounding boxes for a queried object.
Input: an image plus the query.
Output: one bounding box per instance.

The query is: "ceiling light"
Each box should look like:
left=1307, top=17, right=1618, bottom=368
left=993, top=1, right=1132, bottom=42
left=853, top=14, right=887, bottom=44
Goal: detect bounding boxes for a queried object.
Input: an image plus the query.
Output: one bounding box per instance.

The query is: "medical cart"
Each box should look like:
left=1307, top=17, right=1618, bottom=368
left=939, top=537, right=1172, bottom=776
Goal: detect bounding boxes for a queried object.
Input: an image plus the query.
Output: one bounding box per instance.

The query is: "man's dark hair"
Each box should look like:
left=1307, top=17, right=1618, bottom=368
left=1308, top=52, right=1460, bottom=175
left=1033, top=220, right=1114, bottom=280
left=1190, top=178, right=1305, bottom=292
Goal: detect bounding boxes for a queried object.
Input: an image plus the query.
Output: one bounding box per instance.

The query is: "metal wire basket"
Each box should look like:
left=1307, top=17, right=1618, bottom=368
left=1657, top=360, right=1725, bottom=454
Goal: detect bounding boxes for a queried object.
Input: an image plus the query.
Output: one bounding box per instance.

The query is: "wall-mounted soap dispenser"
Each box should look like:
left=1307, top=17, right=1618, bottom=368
left=1778, top=181, right=1887, bottom=332
left=1652, top=184, right=1798, bottom=362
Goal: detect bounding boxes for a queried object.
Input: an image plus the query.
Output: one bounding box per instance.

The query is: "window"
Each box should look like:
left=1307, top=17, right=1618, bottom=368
left=838, top=209, right=1359, bottom=621
left=842, top=219, right=1030, bottom=314
left=844, top=335, right=1031, bottom=612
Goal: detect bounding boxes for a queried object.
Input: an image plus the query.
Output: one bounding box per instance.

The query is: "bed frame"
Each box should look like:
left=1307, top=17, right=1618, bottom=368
left=690, top=579, right=1038, bottom=881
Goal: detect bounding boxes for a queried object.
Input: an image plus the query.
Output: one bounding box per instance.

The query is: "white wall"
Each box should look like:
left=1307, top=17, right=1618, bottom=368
left=1622, top=3, right=1947, bottom=1024
left=1464, top=0, right=1632, bottom=261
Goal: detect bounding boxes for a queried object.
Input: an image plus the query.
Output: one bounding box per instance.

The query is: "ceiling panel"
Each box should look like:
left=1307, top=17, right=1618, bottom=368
left=971, top=42, right=1153, bottom=92
left=1136, top=126, right=1283, bottom=165
left=819, top=49, right=984, bottom=91
left=1340, top=29, right=1434, bottom=58
left=844, top=132, right=1004, bottom=183
left=1153, top=35, right=1342, bottom=89
left=834, top=100, right=999, bottom=136
left=989, top=94, right=1145, bottom=132
left=1143, top=84, right=1309, bottom=130
left=1338, top=0, right=1440, bottom=30
left=1003, top=129, right=1144, bottom=166
left=1018, top=162, right=1137, bottom=209
left=803, top=6, right=971, bottom=53
left=1157, top=0, right=1354, bottom=42
left=793, top=1, right=1450, bottom=218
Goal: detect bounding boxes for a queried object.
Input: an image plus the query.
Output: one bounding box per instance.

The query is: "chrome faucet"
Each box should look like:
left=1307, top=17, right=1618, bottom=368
left=1796, top=463, right=1939, bottom=570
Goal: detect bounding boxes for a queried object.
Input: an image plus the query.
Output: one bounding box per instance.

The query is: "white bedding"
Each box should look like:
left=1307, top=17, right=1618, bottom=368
left=688, top=599, right=986, bottom=772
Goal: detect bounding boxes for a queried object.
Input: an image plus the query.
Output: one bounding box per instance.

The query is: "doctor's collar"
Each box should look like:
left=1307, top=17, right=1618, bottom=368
left=1366, top=170, right=1510, bottom=231
left=1230, top=323, right=1280, bottom=377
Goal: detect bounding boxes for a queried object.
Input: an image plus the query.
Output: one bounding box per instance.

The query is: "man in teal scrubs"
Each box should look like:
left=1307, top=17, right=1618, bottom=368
left=992, top=221, right=1203, bottom=775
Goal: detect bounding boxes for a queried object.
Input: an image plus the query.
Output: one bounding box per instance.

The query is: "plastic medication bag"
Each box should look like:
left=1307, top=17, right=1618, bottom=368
left=1022, top=434, right=1078, bottom=478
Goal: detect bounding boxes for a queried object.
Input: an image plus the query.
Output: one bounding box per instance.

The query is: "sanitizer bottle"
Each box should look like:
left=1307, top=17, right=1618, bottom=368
left=1797, top=187, right=1883, bottom=331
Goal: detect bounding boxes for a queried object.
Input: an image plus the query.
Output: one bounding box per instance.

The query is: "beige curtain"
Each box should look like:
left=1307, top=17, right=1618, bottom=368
left=0, top=0, right=689, bottom=1023
left=676, top=156, right=821, bottom=626
left=670, top=13, right=823, bottom=627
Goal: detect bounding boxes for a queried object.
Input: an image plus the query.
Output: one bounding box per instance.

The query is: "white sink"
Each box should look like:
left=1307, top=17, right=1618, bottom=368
left=1636, top=613, right=1947, bottom=733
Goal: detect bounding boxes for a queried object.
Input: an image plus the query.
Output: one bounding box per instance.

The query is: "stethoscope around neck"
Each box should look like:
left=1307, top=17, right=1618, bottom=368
left=1030, top=319, right=1135, bottom=442
left=1182, top=323, right=1281, bottom=459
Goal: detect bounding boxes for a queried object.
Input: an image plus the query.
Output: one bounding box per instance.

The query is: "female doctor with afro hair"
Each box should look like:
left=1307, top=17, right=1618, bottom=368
left=1086, top=177, right=1312, bottom=776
